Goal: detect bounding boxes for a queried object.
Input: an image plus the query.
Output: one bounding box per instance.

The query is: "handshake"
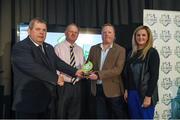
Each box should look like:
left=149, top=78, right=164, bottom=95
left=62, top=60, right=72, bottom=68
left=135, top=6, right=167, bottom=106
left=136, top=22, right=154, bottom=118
left=57, top=61, right=98, bottom=86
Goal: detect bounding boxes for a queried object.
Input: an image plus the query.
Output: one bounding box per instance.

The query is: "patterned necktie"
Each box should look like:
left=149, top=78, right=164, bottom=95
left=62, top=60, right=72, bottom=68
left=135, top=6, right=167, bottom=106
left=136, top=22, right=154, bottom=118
left=70, top=45, right=76, bottom=67
left=70, top=45, right=76, bottom=83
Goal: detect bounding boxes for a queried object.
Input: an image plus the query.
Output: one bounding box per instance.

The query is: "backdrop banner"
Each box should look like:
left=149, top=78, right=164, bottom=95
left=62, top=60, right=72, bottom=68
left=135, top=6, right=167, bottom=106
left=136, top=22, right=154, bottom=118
left=143, top=9, right=180, bottom=119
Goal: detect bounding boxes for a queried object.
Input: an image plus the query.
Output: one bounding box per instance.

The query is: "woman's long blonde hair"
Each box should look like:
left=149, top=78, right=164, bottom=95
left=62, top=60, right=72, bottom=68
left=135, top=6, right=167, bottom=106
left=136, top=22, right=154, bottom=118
left=131, top=25, right=153, bottom=60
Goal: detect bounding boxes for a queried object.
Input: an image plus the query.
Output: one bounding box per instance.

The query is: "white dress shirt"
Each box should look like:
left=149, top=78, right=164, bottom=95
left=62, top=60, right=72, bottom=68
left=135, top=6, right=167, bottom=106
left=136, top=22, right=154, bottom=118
left=54, top=40, right=85, bottom=82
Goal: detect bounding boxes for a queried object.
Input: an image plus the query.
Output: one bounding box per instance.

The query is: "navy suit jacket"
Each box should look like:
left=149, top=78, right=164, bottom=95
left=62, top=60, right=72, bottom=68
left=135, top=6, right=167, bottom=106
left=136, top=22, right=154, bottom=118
left=11, top=37, right=77, bottom=113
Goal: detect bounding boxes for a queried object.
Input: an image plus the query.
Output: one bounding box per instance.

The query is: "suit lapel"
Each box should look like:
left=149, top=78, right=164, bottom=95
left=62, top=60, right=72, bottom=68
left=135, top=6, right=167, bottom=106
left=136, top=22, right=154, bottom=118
left=31, top=45, right=50, bottom=66
left=42, top=44, right=54, bottom=70
left=27, top=38, right=53, bottom=70
left=96, top=46, right=101, bottom=70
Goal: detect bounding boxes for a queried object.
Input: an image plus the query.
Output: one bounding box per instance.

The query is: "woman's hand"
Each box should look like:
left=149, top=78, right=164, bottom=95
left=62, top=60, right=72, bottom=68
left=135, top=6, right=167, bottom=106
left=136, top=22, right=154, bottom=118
left=124, top=89, right=128, bottom=103
left=142, top=96, right=151, bottom=108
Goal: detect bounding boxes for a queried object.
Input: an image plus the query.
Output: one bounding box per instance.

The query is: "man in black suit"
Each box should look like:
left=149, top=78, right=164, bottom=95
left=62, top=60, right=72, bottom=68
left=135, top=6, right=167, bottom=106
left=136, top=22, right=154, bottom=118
left=11, top=18, right=83, bottom=118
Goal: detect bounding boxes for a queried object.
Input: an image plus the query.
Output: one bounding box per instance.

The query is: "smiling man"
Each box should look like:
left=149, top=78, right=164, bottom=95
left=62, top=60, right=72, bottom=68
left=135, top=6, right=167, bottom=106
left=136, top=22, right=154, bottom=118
left=11, top=18, right=83, bottom=119
left=88, top=23, right=127, bottom=119
left=54, top=23, right=85, bottom=119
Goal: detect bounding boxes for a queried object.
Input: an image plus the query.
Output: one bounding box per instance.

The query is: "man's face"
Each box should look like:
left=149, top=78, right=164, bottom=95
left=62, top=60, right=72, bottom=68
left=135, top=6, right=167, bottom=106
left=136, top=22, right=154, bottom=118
left=28, top=22, right=47, bottom=45
left=65, top=25, right=79, bottom=44
left=102, top=26, right=115, bottom=44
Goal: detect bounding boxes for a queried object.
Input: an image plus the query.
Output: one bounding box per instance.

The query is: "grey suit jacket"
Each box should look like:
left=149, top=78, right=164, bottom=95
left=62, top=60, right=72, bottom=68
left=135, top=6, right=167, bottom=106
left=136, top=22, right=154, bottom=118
left=88, top=43, right=126, bottom=97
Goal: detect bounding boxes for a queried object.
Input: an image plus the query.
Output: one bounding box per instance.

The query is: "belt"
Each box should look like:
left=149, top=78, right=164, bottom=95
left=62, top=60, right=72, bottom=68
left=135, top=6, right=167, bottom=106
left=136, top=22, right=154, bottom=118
left=96, top=80, right=102, bottom=84
left=96, top=83, right=103, bottom=86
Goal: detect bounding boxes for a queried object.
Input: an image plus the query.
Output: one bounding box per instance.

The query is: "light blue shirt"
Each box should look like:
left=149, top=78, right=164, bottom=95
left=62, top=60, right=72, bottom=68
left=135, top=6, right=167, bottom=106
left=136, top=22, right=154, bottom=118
left=97, top=43, right=113, bottom=84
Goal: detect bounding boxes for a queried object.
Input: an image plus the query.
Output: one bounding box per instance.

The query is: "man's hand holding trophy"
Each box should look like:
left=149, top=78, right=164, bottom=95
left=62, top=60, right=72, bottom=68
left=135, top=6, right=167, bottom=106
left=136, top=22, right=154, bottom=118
left=82, top=61, right=93, bottom=78
left=81, top=61, right=99, bottom=80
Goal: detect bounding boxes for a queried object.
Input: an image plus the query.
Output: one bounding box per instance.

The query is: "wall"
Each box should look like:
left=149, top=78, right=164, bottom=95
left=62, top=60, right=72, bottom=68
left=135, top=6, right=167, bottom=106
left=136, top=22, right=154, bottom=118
left=144, top=9, right=180, bottom=119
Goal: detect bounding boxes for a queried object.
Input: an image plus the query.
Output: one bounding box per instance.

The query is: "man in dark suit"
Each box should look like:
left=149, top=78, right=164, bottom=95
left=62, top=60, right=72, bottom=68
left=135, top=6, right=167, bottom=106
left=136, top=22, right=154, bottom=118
left=11, top=18, right=83, bottom=119
left=88, top=23, right=127, bottom=118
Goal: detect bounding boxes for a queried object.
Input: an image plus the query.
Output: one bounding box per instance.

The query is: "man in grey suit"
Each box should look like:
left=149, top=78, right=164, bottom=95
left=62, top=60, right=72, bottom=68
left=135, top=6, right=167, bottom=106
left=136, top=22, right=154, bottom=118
left=88, top=23, right=126, bottom=118
left=11, top=18, right=83, bottom=119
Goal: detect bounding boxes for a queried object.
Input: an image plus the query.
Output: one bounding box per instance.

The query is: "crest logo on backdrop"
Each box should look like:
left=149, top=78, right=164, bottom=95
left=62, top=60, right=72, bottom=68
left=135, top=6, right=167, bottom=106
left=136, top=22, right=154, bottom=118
left=162, top=110, right=171, bottom=119
left=160, top=30, right=171, bottom=43
left=175, top=62, right=180, bottom=73
left=174, top=31, right=180, bottom=43
left=161, top=77, right=173, bottom=90
left=174, top=15, right=180, bottom=27
left=144, top=14, right=157, bottom=26
left=160, top=46, right=172, bottom=58
left=161, top=62, right=172, bottom=74
left=152, top=30, right=158, bottom=40
left=160, top=14, right=171, bottom=26
left=174, top=77, right=180, bottom=87
left=174, top=46, right=180, bottom=58
left=161, top=93, right=172, bottom=105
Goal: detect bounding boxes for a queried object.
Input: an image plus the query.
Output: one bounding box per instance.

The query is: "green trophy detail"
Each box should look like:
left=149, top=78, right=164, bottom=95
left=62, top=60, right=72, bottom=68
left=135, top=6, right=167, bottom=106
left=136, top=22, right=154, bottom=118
left=82, top=61, right=93, bottom=78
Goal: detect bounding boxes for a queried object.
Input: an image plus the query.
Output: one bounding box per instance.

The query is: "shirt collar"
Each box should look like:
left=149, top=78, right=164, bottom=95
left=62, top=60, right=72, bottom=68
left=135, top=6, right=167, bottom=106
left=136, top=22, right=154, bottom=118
left=64, top=40, right=77, bottom=48
left=100, top=43, right=113, bottom=50
left=29, top=36, right=41, bottom=47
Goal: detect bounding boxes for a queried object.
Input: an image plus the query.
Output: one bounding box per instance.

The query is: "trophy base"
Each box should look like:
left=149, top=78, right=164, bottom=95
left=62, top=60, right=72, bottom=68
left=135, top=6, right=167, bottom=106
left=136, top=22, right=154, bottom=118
left=83, top=73, right=90, bottom=79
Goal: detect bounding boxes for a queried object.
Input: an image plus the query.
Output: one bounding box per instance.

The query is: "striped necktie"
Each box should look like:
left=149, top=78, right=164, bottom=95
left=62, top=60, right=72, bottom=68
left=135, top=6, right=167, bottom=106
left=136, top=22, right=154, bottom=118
left=70, top=45, right=76, bottom=67
left=70, top=45, right=76, bottom=83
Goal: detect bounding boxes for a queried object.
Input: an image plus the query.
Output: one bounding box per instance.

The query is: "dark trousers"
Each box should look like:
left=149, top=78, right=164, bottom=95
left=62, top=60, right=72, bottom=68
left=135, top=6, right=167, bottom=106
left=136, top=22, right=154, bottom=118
left=15, top=111, right=50, bottom=119
left=80, top=79, right=93, bottom=118
left=95, top=84, right=128, bottom=119
left=15, top=96, right=56, bottom=119
left=56, top=82, right=81, bottom=119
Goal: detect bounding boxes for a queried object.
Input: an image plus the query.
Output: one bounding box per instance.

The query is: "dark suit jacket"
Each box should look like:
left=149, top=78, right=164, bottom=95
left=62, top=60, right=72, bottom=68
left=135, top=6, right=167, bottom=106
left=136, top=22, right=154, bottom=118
left=88, top=43, right=126, bottom=97
left=11, top=37, right=77, bottom=113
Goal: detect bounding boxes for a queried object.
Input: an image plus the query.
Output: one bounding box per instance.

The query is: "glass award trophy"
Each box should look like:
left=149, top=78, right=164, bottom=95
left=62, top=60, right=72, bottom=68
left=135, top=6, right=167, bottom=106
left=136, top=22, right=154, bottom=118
left=82, top=61, right=93, bottom=78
